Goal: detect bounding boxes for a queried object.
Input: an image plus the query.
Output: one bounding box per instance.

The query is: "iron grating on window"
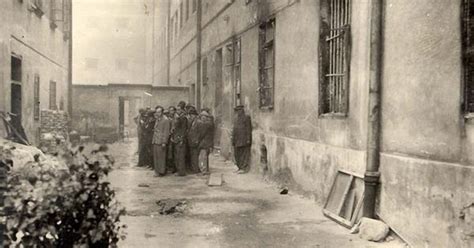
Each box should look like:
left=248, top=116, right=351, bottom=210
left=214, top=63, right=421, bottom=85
left=319, top=0, right=352, bottom=116
left=258, top=19, right=275, bottom=109
left=462, top=0, right=474, bottom=113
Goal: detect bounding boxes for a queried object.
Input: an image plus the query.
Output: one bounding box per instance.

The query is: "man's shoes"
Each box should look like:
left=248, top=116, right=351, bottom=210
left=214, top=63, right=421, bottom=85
left=237, top=170, right=247, bottom=174
left=234, top=169, right=241, bottom=173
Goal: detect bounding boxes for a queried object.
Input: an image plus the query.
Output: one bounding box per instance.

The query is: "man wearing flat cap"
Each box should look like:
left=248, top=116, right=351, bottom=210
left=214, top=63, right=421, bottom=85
left=231, top=105, right=252, bottom=174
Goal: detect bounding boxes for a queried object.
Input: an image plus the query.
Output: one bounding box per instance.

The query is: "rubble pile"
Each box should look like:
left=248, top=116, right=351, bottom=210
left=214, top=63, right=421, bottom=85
left=39, top=110, right=69, bottom=154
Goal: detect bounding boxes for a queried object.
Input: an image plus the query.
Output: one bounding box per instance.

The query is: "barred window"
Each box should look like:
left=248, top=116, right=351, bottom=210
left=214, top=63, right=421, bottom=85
left=234, top=38, right=242, bottom=107
left=258, top=19, right=275, bottom=109
left=319, top=0, right=352, bottom=116
left=463, top=0, right=474, bottom=113
left=34, top=74, right=40, bottom=120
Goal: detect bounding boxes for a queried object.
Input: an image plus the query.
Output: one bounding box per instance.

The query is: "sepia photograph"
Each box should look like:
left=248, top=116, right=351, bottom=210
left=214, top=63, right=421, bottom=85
left=0, top=0, right=473, bottom=247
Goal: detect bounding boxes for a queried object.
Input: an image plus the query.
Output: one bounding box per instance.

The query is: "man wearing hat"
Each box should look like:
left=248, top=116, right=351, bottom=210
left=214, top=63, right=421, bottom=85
left=231, top=105, right=252, bottom=174
left=186, top=107, right=201, bottom=173
left=197, top=109, right=214, bottom=175
left=171, top=105, right=188, bottom=176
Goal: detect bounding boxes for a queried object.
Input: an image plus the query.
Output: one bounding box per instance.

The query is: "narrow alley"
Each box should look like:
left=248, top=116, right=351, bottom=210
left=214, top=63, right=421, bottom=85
left=107, top=140, right=404, bottom=248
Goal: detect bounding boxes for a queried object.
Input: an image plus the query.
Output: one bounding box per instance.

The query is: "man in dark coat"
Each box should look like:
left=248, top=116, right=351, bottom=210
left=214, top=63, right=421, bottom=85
left=198, top=109, right=214, bottom=175
left=231, top=105, right=252, bottom=174
left=142, top=110, right=156, bottom=168
left=186, top=107, right=201, bottom=174
left=166, top=106, right=177, bottom=174
left=171, top=106, right=188, bottom=176
left=136, top=108, right=147, bottom=167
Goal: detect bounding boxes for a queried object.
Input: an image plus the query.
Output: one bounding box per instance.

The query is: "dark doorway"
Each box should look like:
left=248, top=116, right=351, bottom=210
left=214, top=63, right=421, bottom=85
left=214, top=48, right=223, bottom=147
left=11, top=56, right=22, bottom=128
left=119, top=97, right=125, bottom=139
left=11, top=84, right=22, bottom=127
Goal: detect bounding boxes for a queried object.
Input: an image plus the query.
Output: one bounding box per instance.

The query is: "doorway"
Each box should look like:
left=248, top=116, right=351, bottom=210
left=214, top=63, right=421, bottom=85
left=11, top=56, right=22, bottom=128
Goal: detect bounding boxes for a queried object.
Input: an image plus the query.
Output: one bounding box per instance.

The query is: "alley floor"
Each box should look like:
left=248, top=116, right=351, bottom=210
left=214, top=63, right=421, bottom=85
left=107, top=140, right=406, bottom=248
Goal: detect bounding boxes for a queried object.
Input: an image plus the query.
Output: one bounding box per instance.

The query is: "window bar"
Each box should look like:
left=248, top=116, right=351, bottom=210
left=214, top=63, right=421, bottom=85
left=339, top=0, right=345, bottom=112
left=330, top=0, right=336, bottom=112
left=333, top=0, right=341, bottom=112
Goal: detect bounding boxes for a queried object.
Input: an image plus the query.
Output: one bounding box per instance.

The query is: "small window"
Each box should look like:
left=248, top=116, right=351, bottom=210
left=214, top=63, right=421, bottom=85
left=319, top=0, right=352, bottom=116
left=175, top=11, right=178, bottom=37
left=258, top=19, right=275, bottom=109
left=11, top=56, right=22, bottom=82
left=462, top=0, right=474, bottom=113
left=49, top=81, right=57, bottom=110
left=202, top=56, right=208, bottom=86
left=234, top=39, right=242, bottom=106
left=192, top=0, right=197, bottom=13
left=186, top=0, right=190, bottom=21
left=34, top=74, right=40, bottom=120
left=180, top=2, right=183, bottom=28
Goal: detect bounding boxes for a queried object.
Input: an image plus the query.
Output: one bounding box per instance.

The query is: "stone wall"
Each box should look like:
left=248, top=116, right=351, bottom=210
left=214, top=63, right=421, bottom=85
left=39, top=110, right=69, bottom=154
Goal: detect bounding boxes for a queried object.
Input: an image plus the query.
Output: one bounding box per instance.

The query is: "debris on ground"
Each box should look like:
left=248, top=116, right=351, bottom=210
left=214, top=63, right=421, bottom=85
left=156, top=199, right=188, bottom=215
left=208, top=173, right=223, bottom=186
left=279, top=186, right=289, bottom=195
left=138, top=183, right=150, bottom=187
left=358, top=217, right=390, bottom=242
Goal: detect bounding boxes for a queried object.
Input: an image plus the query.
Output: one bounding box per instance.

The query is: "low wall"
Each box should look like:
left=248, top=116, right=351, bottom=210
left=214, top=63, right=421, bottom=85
left=72, top=84, right=189, bottom=142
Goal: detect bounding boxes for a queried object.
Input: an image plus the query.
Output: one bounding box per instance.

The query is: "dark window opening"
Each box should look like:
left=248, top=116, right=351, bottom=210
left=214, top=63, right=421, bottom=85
left=234, top=38, right=241, bottom=107
left=319, top=0, right=352, bottom=116
left=186, top=0, right=190, bottom=21
left=34, top=74, right=40, bottom=120
left=462, top=0, right=474, bottom=113
left=11, top=56, right=22, bottom=82
left=258, top=19, right=275, bottom=109
left=49, top=81, right=57, bottom=110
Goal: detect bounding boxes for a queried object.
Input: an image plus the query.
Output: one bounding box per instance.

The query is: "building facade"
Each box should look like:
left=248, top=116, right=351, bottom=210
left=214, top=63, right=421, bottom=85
left=72, top=0, right=153, bottom=86
left=0, top=0, right=72, bottom=145
left=153, top=0, right=474, bottom=247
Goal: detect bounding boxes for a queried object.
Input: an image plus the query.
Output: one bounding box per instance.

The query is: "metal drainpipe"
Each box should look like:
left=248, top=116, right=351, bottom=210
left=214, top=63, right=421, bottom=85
left=363, top=0, right=384, bottom=219
left=196, top=0, right=202, bottom=111
left=67, top=0, right=73, bottom=118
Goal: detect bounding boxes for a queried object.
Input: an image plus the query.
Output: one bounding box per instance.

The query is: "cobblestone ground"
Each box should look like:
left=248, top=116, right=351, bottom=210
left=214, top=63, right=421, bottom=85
left=106, top=139, right=406, bottom=248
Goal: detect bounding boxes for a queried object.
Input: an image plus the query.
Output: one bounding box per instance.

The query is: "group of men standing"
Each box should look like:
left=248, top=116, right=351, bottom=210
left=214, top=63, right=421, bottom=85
left=135, top=102, right=252, bottom=176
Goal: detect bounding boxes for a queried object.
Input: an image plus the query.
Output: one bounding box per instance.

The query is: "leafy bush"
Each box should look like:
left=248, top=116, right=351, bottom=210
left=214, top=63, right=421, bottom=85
left=1, top=145, right=126, bottom=247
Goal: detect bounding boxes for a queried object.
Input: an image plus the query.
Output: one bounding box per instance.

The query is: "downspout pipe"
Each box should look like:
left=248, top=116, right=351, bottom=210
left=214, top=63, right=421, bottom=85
left=196, top=0, right=202, bottom=111
left=363, top=0, right=384, bottom=219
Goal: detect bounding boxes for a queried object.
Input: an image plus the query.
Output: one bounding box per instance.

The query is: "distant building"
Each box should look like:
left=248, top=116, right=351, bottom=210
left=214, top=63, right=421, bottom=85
left=0, top=0, right=72, bottom=145
left=71, top=0, right=188, bottom=140
left=153, top=0, right=474, bottom=247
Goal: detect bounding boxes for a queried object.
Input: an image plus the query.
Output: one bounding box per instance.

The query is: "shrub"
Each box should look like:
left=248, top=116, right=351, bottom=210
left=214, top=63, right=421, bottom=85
left=1, top=145, right=126, bottom=247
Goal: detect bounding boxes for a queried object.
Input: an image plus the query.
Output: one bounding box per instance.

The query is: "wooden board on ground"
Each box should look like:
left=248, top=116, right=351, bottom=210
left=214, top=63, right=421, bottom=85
left=207, top=173, right=223, bottom=186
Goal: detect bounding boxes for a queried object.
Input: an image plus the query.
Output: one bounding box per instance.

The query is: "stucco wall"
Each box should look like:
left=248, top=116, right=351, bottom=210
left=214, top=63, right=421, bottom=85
left=0, top=0, right=70, bottom=145
left=381, top=0, right=474, bottom=247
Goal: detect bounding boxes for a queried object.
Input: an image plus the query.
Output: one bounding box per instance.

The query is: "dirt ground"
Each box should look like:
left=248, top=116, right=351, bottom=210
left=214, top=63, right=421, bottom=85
left=106, top=140, right=406, bottom=248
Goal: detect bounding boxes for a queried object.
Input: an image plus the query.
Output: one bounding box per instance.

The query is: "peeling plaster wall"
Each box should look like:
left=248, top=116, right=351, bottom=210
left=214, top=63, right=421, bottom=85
left=201, top=0, right=371, bottom=201
left=0, top=1, right=70, bottom=145
left=381, top=0, right=474, bottom=247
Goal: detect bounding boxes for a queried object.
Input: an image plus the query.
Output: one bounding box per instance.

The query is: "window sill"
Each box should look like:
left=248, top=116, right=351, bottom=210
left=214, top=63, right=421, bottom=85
left=464, top=113, right=474, bottom=119
left=259, top=106, right=274, bottom=111
left=319, top=112, right=347, bottom=119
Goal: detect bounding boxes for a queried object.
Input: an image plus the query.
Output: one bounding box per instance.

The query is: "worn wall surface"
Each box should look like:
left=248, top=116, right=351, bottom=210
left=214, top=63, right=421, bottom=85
left=72, top=84, right=189, bottom=141
left=0, top=0, right=70, bottom=145
left=381, top=0, right=474, bottom=247
left=199, top=0, right=371, bottom=202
